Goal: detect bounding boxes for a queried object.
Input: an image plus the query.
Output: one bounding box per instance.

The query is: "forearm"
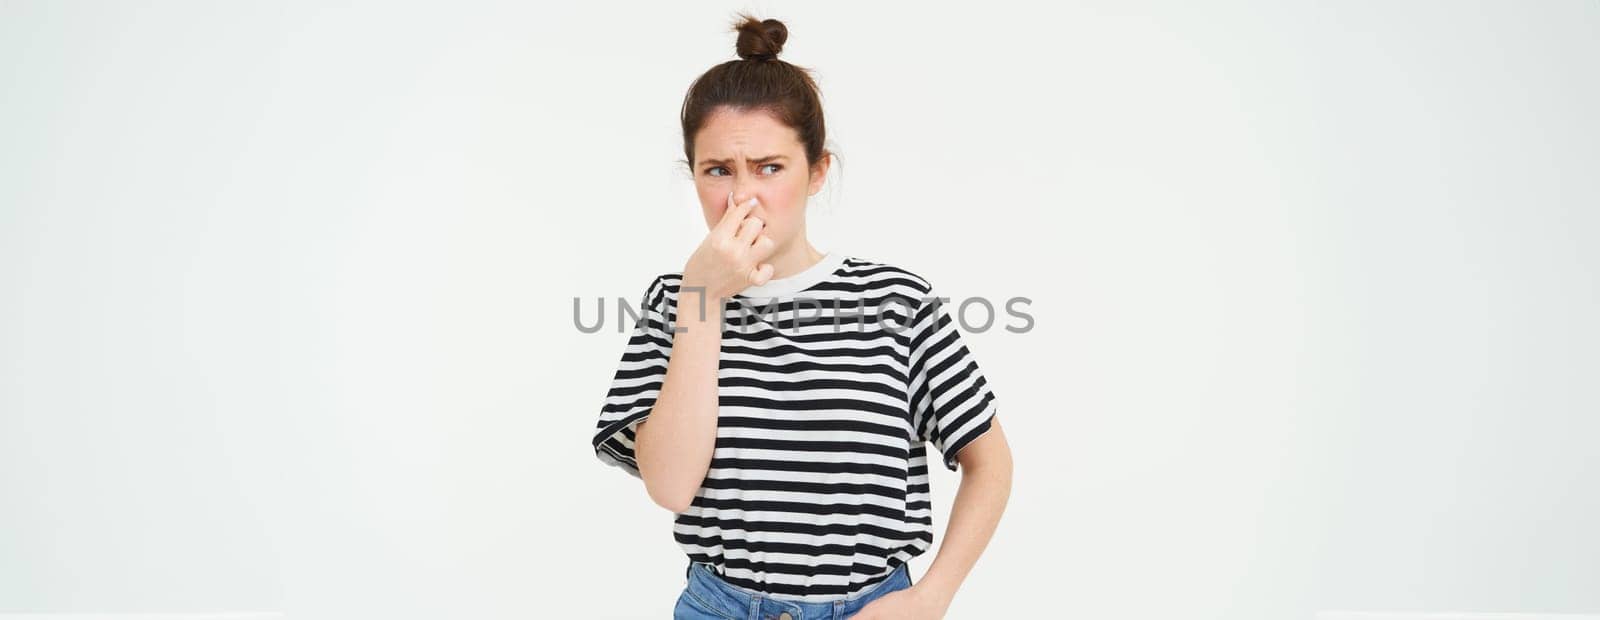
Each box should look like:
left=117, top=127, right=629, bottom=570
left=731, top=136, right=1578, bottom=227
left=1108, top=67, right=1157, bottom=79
left=635, top=289, right=723, bottom=512
left=916, top=457, right=1013, bottom=607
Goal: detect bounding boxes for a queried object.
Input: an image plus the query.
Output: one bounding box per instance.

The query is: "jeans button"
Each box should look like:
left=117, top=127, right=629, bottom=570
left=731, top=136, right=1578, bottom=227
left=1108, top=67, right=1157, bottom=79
left=776, top=613, right=793, bottom=620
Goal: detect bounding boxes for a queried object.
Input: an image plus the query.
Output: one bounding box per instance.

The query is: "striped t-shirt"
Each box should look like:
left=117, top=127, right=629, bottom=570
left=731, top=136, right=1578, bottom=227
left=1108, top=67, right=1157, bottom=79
left=592, top=251, right=999, bottom=602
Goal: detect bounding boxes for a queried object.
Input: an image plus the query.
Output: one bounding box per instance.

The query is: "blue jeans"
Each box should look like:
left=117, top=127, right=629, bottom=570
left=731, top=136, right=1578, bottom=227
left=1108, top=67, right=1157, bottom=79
left=674, top=561, right=914, bottom=620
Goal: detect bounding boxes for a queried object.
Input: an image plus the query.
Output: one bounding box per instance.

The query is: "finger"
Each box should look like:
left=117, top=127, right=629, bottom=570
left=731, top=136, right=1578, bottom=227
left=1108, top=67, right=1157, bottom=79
left=748, top=262, right=774, bottom=286
left=715, top=194, right=759, bottom=237
left=750, top=234, right=777, bottom=258
left=713, top=190, right=741, bottom=235
left=734, top=215, right=765, bottom=246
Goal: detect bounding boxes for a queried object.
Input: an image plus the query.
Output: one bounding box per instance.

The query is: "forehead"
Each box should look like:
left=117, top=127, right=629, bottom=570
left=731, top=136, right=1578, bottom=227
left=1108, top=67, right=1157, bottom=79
left=694, top=107, right=802, bottom=161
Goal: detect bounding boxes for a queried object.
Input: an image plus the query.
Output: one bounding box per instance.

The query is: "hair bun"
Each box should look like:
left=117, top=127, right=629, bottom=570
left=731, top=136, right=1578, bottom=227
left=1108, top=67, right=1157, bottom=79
left=733, top=14, right=787, bottom=61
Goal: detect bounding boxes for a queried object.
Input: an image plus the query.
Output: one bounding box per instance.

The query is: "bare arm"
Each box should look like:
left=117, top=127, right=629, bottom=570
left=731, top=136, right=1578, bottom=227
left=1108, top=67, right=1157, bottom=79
left=917, top=416, right=1012, bottom=607
left=634, top=192, right=776, bottom=513
left=853, top=415, right=1013, bottom=619
left=634, top=288, right=724, bottom=513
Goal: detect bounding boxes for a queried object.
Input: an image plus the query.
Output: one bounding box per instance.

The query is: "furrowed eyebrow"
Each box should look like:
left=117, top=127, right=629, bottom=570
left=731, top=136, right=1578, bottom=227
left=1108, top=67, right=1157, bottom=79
left=699, top=154, right=789, bottom=167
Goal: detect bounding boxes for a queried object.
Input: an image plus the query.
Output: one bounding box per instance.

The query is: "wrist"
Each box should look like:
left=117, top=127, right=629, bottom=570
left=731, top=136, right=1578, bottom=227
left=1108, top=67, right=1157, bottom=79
left=679, top=278, right=732, bottom=303
left=672, top=284, right=727, bottom=334
left=910, top=581, right=956, bottom=608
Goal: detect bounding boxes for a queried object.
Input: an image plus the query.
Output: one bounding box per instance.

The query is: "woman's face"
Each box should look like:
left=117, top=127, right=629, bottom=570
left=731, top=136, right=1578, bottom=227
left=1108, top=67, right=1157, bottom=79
left=691, top=107, right=829, bottom=247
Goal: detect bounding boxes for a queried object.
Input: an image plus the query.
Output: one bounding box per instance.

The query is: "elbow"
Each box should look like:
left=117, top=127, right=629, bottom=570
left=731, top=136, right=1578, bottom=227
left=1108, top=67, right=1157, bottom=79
left=653, top=492, right=694, bottom=514
left=643, top=475, right=696, bottom=513
left=635, top=423, right=702, bottom=513
left=639, top=460, right=697, bottom=513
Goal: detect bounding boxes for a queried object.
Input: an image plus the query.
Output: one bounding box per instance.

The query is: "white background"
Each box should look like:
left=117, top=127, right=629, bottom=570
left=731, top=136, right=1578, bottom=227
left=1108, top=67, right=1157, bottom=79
left=2, top=1, right=1596, bottom=618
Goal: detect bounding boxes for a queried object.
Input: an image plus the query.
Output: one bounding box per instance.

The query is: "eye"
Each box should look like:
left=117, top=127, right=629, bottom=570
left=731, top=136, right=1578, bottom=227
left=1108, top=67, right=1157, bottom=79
left=760, top=163, right=782, bottom=175
left=705, top=166, right=728, bottom=177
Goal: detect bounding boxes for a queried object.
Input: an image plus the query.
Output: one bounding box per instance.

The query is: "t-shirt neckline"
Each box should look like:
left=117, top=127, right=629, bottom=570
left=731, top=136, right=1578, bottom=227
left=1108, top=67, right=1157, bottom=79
left=734, top=250, right=846, bottom=299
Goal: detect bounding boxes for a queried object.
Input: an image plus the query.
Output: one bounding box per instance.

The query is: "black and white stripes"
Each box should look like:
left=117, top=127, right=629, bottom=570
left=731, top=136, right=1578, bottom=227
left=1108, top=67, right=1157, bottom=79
left=593, top=254, right=998, bottom=602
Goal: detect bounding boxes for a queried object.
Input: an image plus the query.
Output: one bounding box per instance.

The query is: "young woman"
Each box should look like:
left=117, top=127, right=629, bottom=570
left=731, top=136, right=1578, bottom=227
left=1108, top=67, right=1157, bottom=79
left=592, top=14, right=1013, bottom=620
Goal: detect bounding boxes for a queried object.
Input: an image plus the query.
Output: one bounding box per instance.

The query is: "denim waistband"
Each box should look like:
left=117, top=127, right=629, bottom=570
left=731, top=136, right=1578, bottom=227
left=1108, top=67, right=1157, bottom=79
left=680, top=560, right=912, bottom=620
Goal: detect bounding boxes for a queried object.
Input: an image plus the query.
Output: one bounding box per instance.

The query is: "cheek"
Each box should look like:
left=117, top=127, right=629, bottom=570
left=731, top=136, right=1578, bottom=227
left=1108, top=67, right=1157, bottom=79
left=757, top=199, right=803, bottom=238
left=694, top=185, right=724, bottom=226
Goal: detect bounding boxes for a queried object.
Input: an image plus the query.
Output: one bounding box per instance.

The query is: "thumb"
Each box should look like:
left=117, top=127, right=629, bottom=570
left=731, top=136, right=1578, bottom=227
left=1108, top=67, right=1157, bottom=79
left=748, top=263, right=775, bottom=286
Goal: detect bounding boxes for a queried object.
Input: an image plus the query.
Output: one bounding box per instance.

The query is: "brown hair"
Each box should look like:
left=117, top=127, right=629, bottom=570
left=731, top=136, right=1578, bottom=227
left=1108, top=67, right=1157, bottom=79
left=679, top=13, right=833, bottom=176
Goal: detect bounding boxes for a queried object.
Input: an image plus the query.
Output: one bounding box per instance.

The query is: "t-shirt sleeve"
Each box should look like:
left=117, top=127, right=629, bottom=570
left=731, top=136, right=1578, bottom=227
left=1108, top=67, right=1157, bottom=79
left=592, top=275, right=674, bottom=478
left=906, top=284, right=999, bottom=472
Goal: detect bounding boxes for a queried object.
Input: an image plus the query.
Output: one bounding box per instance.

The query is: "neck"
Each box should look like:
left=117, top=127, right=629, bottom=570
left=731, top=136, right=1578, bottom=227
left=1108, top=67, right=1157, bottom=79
left=766, top=239, right=825, bottom=280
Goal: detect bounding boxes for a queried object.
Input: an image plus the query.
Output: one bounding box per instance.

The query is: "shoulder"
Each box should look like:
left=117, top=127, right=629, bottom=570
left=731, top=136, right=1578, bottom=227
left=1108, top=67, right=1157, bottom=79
left=631, top=271, right=685, bottom=312
left=837, top=255, right=935, bottom=297
left=839, top=256, right=960, bottom=332
left=640, top=267, right=691, bottom=292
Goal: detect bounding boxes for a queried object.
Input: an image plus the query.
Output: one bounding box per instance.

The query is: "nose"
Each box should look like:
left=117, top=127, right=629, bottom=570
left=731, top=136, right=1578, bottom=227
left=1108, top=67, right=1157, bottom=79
left=733, top=173, right=759, bottom=204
